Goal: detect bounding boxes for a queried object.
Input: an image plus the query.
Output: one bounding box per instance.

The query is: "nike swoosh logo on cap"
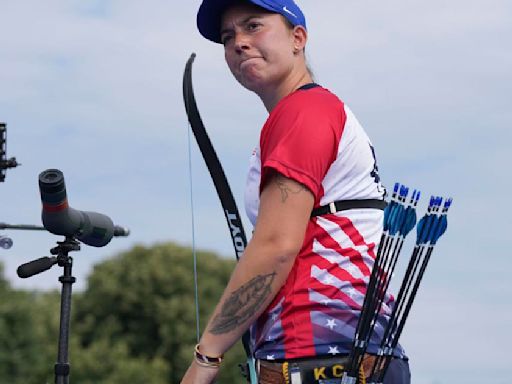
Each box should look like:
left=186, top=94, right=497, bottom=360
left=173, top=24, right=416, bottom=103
left=282, top=6, right=297, bottom=18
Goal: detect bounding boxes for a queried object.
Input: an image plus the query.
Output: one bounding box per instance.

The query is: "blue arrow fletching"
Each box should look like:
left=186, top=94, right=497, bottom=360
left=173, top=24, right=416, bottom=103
left=415, top=194, right=452, bottom=244
left=385, top=203, right=396, bottom=232
left=392, top=202, right=407, bottom=236
left=389, top=204, right=402, bottom=236
left=430, top=197, right=452, bottom=243
left=400, top=206, right=417, bottom=236
left=417, top=212, right=434, bottom=244
left=389, top=204, right=404, bottom=236
left=426, top=215, right=441, bottom=243
left=431, top=215, right=448, bottom=243
left=426, top=213, right=440, bottom=243
left=416, top=215, right=426, bottom=244
left=383, top=202, right=394, bottom=231
left=419, top=216, right=430, bottom=244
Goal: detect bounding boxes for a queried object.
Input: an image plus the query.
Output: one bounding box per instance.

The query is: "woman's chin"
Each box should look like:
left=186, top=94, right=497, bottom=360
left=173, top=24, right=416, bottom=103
left=238, top=75, right=269, bottom=94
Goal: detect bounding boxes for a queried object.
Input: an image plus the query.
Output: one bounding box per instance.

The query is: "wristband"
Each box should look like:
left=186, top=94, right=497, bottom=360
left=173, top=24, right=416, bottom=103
left=194, top=344, right=223, bottom=368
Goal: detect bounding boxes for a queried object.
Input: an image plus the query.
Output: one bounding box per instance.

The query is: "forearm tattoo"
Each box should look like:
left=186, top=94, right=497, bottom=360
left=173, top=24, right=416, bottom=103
left=209, top=272, right=276, bottom=334
left=275, top=175, right=307, bottom=203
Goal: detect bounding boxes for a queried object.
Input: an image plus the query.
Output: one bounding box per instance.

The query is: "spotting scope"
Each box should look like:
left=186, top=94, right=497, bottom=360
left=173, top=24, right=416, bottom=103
left=39, top=169, right=128, bottom=247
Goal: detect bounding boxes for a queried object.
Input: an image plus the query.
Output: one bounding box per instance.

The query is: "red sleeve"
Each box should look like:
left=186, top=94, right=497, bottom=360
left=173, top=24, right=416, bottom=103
left=260, top=89, right=346, bottom=200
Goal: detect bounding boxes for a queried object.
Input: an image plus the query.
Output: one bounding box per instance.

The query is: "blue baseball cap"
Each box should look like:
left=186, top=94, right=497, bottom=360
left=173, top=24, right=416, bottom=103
left=197, top=0, right=307, bottom=44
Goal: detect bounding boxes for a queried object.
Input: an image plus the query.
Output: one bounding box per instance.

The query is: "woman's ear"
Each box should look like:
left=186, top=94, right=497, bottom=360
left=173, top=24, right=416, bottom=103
left=292, top=25, right=307, bottom=54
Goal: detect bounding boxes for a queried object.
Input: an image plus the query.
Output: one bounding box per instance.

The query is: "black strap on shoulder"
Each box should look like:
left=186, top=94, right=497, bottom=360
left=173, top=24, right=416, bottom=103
left=311, top=199, right=387, bottom=217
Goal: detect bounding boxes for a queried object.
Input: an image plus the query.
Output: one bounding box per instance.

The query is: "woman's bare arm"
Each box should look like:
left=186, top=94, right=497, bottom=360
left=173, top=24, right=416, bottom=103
left=181, top=172, right=314, bottom=383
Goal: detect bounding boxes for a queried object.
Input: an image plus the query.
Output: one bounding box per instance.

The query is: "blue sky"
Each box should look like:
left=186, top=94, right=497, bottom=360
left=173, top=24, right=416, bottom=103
left=0, top=1, right=511, bottom=382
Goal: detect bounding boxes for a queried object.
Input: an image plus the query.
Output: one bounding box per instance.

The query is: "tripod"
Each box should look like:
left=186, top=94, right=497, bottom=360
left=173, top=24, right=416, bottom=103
left=17, top=236, right=81, bottom=384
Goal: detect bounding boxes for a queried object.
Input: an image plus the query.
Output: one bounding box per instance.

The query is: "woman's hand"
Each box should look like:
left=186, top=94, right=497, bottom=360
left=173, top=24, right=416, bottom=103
left=180, top=360, right=220, bottom=384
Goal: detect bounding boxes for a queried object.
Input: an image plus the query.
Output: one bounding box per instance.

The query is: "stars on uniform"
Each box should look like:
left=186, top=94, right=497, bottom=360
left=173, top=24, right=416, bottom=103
left=346, top=287, right=358, bottom=300
left=271, top=313, right=279, bottom=321
left=321, top=298, right=331, bottom=305
left=328, top=346, right=340, bottom=355
left=266, top=355, right=275, bottom=360
left=326, top=318, right=337, bottom=330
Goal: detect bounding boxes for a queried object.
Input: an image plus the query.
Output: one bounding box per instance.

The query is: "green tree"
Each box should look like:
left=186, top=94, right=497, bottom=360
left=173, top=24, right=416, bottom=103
left=0, top=243, right=250, bottom=383
left=0, top=263, right=52, bottom=384
left=74, top=242, right=247, bottom=383
left=69, top=338, right=170, bottom=384
left=0, top=263, right=8, bottom=292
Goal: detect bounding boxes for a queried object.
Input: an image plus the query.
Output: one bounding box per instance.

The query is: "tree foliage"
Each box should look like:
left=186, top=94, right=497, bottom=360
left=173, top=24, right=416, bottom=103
left=0, top=242, right=248, bottom=383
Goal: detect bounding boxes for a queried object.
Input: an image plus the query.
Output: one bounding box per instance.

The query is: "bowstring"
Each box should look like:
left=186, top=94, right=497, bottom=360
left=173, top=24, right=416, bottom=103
left=186, top=118, right=201, bottom=343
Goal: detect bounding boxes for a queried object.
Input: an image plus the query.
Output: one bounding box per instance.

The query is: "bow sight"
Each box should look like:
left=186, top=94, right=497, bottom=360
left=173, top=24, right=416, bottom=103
left=0, top=122, right=20, bottom=182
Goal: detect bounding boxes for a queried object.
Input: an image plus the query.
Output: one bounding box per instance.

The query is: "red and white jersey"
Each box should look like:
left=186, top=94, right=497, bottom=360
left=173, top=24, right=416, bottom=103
left=244, top=85, right=405, bottom=360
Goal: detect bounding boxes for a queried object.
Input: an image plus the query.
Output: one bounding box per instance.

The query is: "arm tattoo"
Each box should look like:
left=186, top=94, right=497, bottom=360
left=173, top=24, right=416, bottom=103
left=275, top=175, right=307, bottom=203
left=209, top=272, right=276, bottom=335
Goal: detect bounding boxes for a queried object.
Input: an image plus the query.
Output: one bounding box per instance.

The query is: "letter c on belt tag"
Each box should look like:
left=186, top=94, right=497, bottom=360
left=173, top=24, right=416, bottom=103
left=332, top=364, right=344, bottom=378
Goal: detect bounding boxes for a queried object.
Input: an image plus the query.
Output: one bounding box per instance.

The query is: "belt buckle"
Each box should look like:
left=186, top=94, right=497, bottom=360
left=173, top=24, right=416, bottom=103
left=290, top=364, right=302, bottom=384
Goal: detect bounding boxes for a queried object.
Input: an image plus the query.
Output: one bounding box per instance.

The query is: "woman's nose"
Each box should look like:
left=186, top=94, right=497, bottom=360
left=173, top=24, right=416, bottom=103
left=233, top=33, right=250, bottom=53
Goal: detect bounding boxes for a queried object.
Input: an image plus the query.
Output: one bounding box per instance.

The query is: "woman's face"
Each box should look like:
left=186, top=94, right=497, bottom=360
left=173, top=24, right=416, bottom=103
left=220, top=3, right=298, bottom=94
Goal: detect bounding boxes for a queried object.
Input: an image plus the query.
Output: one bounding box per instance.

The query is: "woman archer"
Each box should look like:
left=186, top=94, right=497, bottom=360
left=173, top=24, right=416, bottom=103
left=181, top=1, right=411, bottom=383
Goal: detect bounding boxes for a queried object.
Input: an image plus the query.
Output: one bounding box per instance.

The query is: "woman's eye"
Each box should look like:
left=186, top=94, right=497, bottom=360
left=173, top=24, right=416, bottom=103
left=247, top=22, right=260, bottom=31
left=221, top=35, right=232, bottom=45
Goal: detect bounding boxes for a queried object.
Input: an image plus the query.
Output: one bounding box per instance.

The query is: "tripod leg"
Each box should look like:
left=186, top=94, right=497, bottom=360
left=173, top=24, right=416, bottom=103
left=55, top=260, right=76, bottom=384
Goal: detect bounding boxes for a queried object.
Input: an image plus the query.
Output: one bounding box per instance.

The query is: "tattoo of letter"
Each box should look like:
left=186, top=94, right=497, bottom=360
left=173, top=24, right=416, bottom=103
left=275, top=176, right=306, bottom=203
left=209, top=272, right=277, bottom=334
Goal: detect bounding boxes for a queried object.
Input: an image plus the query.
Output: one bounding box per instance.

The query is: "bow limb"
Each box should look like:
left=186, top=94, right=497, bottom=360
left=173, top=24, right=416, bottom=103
left=182, top=53, right=257, bottom=383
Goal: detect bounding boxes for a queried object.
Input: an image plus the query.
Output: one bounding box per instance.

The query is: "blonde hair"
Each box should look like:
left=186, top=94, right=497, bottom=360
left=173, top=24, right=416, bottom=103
left=282, top=16, right=315, bottom=80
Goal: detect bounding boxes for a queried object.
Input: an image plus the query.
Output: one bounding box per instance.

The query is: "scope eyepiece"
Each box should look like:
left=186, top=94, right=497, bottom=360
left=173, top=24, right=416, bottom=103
left=39, top=169, right=68, bottom=210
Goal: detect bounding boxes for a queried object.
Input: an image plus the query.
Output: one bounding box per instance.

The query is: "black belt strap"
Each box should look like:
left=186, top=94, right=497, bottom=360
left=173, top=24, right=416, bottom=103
left=311, top=199, right=387, bottom=218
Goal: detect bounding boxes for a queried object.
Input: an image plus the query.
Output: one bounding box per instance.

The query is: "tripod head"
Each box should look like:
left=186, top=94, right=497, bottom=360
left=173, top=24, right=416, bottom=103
left=16, top=236, right=80, bottom=278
